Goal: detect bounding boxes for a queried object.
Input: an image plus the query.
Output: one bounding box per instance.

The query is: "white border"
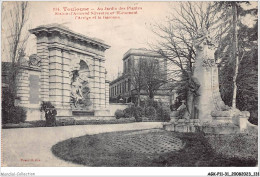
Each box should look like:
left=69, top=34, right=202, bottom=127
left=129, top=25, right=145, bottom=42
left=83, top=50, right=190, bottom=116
left=0, top=0, right=259, bottom=176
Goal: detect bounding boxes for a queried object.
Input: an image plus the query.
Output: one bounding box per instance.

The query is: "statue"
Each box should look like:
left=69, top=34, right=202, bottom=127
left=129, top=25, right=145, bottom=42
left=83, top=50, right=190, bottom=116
left=71, top=71, right=83, bottom=108
left=186, top=76, right=200, bottom=119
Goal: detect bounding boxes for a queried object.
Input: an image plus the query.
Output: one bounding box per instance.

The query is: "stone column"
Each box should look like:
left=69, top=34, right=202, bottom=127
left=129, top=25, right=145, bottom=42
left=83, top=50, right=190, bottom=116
left=37, top=32, right=49, bottom=102
left=105, top=81, right=110, bottom=108
left=100, top=60, right=106, bottom=108
left=16, top=68, right=29, bottom=106
left=49, top=48, right=63, bottom=108
left=87, top=77, right=94, bottom=111
left=92, top=57, right=100, bottom=109
left=87, top=57, right=94, bottom=111
left=62, top=50, right=72, bottom=110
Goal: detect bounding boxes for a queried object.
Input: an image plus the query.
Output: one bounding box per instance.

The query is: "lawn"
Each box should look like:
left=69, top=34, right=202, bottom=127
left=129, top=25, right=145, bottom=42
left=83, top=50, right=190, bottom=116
left=51, top=129, right=258, bottom=167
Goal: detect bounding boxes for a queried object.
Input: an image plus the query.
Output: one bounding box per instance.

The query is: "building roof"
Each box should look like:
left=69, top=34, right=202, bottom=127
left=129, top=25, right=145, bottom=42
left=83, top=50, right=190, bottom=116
left=109, top=75, right=126, bottom=86
left=2, top=62, right=12, bottom=75
left=29, top=24, right=110, bottom=50
left=123, top=48, right=162, bottom=60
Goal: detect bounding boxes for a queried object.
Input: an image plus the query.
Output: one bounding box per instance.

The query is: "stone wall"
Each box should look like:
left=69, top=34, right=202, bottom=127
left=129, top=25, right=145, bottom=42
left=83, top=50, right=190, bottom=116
left=17, top=66, right=43, bottom=121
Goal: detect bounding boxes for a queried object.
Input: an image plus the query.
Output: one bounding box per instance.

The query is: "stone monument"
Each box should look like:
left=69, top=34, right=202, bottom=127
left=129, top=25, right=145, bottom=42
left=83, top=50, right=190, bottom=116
left=164, top=28, right=256, bottom=133
left=16, top=24, right=111, bottom=120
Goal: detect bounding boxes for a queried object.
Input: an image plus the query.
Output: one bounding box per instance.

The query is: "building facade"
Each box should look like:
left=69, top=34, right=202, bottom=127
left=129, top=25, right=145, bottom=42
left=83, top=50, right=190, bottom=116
left=109, top=48, right=176, bottom=105
left=10, top=24, right=111, bottom=120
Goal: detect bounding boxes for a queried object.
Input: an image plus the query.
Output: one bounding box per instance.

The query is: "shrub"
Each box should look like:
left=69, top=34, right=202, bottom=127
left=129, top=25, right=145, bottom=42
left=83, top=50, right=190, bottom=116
left=248, top=110, right=258, bottom=125
left=15, top=106, right=27, bottom=123
left=2, top=89, right=27, bottom=124
left=144, top=98, right=160, bottom=110
left=133, top=106, right=144, bottom=122
left=40, top=101, right=57, bottom=127
left=123, top=107, right=134, bottom=118
left=114, top=109, right=124, bottom=119
left=8, top=106, right=27, bottom=124
left=144, top=106, right=157, bottom=120
left=157, top=106, right=171, bottom=122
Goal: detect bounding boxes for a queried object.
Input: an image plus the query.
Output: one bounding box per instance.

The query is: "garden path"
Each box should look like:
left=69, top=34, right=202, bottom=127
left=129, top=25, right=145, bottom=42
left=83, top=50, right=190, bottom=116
left=2, top=122, right=163, bottom=167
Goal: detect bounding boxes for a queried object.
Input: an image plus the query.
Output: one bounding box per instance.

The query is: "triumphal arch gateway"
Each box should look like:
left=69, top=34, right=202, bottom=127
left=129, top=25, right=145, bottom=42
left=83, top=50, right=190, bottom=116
left=17, top=24, right=110, bottom=120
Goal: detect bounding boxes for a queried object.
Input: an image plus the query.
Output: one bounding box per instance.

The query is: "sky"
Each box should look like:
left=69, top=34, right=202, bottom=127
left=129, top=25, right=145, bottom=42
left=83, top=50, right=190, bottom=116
left=2, top=1, right=258, bottom=81
left=2, top=1, right=173, bottom=80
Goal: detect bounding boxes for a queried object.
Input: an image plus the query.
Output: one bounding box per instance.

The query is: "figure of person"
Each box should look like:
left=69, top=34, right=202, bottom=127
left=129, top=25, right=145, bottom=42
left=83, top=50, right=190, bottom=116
left=186, top=76, right=200, bottom=119
left=45, top=106, right=57, bottom=127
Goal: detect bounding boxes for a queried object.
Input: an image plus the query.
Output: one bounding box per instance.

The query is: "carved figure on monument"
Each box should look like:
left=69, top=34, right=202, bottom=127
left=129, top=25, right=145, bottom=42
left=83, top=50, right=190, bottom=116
left=71, top=70, right=84, bottom=108
left=70, top=64, right=92, bottom=109
left=28, top=54, right=41, bottom=67
left=186, top=76, right=200, bottom=119
left=193, top=28, right=216, bottom=69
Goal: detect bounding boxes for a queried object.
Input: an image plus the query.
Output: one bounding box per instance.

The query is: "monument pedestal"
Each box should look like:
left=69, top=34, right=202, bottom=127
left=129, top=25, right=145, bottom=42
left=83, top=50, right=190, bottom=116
left=163, top=119, right=200, bottom=133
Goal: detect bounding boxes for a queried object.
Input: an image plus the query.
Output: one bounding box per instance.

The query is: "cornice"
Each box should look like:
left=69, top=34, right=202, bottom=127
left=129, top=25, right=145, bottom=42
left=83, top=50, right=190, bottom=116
left=47, top=43, right=106, bottom=61
left=29, top=24, right=110, bottom=51
left=123, top=48, right=162, bottom=61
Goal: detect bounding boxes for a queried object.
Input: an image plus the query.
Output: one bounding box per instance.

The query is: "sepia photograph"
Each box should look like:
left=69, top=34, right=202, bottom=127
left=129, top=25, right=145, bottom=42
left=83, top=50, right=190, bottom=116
left=1, top=0, right=259, bottom=175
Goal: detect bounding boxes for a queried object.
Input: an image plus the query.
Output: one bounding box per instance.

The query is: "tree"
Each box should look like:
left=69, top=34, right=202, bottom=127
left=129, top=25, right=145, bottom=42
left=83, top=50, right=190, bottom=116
left=150, top=2, right=215, bottom=103
left=129, top=58, right=145, bottom=106
left=215, top=2, right=258, bottom=124
left=129, top=55, right=168, bottom=105
left=141, top=57, right=168, bottom=99
left=213, top=2, right=256, bottom=109
left=2, top=2, right=30, bottom=97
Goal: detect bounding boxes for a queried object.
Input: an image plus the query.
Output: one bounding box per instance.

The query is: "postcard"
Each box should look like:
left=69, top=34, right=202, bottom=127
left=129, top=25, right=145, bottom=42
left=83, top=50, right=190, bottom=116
left=1, top=1, right=258, bottom=176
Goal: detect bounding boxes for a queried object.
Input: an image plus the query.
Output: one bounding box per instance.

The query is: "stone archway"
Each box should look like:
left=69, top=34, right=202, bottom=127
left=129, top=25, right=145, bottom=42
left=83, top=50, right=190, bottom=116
left=30, top=24, right=110, bottom=117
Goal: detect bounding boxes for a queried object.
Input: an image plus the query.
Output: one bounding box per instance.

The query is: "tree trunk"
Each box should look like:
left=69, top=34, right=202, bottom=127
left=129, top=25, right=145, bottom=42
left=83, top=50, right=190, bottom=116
left=137, top=90, right=140, bottom=106
left=232, top=3, right=238, bottom=108
left=149, top=90, right=154, bottom=99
